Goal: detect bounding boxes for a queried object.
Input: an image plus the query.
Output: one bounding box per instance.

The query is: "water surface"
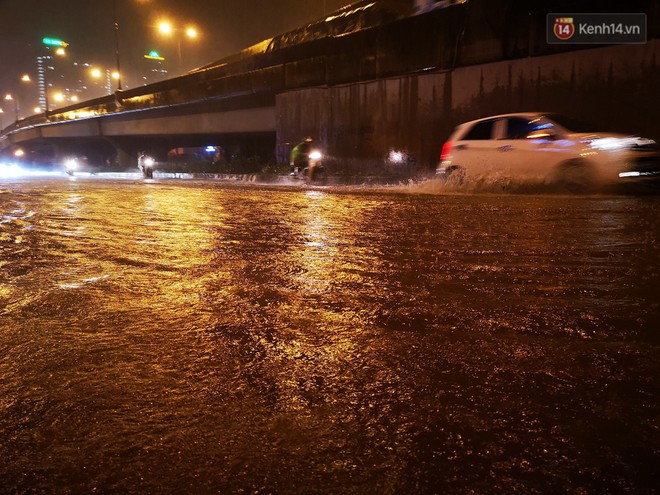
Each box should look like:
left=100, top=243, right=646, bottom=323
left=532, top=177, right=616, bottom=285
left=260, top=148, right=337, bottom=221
left=1, top=178, right=658, bottom=494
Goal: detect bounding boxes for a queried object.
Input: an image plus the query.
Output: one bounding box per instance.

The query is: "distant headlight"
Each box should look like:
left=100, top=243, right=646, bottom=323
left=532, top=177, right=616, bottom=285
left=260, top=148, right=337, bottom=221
left=388, top=150, right=405, bottom=164
left=64, top=159, right=78, bottom=170
left=143, top=157, right=155, bottom=167
left=309, top=150, right=322, bottom=161
left=0, top=163, right=23, bottom=178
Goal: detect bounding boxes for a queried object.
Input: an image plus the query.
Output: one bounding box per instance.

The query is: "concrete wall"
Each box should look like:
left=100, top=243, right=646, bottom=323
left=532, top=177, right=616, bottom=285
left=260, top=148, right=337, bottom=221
left=277, top=40, right=659, bottom=173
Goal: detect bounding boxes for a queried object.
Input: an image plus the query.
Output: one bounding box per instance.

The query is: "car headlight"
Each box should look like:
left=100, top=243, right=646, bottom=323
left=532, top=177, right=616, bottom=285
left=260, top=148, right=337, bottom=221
left=584, top=137, right=656, bottom=151
left=585, top=137, right=628, bottom=151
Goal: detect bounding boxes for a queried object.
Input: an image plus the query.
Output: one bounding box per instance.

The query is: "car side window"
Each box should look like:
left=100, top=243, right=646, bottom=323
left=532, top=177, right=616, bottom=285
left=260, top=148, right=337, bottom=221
left=506, top=118, right=537, bottom=139
left=462, top=120, right=496, bottom=140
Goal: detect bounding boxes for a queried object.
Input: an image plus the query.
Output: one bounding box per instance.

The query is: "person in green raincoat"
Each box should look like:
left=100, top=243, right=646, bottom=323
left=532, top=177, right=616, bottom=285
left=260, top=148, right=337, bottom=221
left=290, top=137, right=313, bottom=176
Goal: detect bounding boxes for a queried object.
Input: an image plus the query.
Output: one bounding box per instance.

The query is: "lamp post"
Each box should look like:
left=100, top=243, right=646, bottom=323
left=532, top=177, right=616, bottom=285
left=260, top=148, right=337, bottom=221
left=113, top=0, right=123, bottom=90
left=90, top=67, right=117, bottom=96
left=18, top=74, right=36, bottom=118
left=4, top=94, right=19, bottom=121
left=157, top=21, right=199, bottom=74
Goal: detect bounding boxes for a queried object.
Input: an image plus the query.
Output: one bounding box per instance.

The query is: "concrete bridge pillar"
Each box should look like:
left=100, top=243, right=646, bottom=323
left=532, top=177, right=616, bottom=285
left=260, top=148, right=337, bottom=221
left=113, top=146, right=136, bottom=169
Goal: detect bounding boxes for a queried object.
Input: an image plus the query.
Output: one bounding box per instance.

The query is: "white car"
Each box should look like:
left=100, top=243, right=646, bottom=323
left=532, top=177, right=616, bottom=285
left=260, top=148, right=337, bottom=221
left=436, top=113, right=659, bottom=185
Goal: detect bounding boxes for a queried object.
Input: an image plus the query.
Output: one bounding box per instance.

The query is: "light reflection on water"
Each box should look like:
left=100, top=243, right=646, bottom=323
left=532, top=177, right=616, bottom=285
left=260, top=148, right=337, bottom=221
left=0, top=179, right=658, bottom=494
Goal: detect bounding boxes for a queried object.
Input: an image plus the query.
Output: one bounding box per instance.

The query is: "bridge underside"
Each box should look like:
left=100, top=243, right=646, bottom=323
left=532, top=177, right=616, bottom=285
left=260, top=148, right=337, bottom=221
left=4, top=105, right=277, bottom=170
left=7, top=104, right=275, bottom=142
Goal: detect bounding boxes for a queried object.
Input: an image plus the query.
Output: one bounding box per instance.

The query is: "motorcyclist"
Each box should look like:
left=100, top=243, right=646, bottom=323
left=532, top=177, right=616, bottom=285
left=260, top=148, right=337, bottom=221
left=290, top=137, right=313, bottom=177
left=138, top=151, right=147, bottom=172
left=137, top=151, right=153, bottom=178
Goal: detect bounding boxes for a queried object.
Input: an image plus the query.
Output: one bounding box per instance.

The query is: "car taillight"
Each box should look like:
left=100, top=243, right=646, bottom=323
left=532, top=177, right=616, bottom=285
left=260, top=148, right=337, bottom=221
left=440, top=141, right=453, bottom=161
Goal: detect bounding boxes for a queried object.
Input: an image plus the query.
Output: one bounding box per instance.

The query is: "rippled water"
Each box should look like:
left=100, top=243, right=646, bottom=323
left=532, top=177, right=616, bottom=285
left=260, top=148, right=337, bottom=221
left=1, top=177, right=658, bottom=494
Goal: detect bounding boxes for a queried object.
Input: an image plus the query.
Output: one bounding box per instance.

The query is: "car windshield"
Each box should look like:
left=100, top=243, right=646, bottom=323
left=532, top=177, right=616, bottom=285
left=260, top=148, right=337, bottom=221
left=544, top=114, right=600, bottom=133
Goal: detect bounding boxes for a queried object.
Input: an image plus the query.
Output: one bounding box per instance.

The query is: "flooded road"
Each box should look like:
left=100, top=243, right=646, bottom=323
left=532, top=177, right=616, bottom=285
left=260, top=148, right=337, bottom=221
left=1, top=177, right=658, bottom=494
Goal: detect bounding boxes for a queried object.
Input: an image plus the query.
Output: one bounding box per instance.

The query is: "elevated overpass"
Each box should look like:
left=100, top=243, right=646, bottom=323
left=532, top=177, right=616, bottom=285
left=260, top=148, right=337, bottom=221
left=1, top=0, right=658, bottom=175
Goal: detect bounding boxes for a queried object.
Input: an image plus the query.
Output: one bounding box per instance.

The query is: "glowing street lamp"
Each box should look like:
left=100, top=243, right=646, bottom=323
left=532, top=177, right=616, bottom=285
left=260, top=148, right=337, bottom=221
left=157, top=20, right=199, bottom=72
left=89, top=67, right=120, bottom=96
left=4, top=94, right=18, bottom=121
left=158, top=21, right=173, bottom=36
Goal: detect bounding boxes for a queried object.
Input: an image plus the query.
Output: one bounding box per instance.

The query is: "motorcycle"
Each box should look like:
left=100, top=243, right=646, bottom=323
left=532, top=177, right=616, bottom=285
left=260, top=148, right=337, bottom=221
left=138, top=154, right=155, bottom=179
left=291, top=149, right=327, bottom=183
left=64, top=158, right=79, bottom=176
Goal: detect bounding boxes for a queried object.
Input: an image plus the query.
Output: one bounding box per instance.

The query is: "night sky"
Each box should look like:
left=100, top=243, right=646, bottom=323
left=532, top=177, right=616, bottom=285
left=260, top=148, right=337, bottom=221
left=0, top=0, right=353, bottom=115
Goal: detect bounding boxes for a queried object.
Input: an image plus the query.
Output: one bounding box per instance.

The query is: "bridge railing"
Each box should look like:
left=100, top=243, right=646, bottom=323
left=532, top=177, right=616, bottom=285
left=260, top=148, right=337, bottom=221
left=3, top=0, right=657, bottom=136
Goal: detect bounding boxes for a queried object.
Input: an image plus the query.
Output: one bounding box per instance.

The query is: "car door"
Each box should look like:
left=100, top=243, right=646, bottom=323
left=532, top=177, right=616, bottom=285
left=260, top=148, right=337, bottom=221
left=451, top=118, right=502, bottom=177
left=495, top=116, right=570, bottom=180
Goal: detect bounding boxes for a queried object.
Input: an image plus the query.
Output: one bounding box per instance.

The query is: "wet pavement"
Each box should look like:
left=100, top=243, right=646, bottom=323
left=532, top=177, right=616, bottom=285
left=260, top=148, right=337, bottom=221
left=0, top=176, right=658, bottom=494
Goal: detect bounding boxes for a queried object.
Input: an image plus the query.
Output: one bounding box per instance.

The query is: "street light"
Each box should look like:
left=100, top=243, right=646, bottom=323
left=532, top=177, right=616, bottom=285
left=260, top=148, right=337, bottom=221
left=157, top=20, right=199, bottom=73
left=113, top=0, right=123, bottom=90
left=4, top=94, right=18, bottom=121
left=89, top=66, right=120, bottom=96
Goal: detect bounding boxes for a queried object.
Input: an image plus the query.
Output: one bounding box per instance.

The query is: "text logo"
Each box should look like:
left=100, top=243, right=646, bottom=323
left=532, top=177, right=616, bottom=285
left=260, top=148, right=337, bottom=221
left=547, top=13, right=646, bottom=45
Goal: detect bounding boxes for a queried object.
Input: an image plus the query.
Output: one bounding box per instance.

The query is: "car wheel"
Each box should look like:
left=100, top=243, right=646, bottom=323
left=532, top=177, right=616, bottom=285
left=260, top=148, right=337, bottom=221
left=555, top=159, right=597, bottom=193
